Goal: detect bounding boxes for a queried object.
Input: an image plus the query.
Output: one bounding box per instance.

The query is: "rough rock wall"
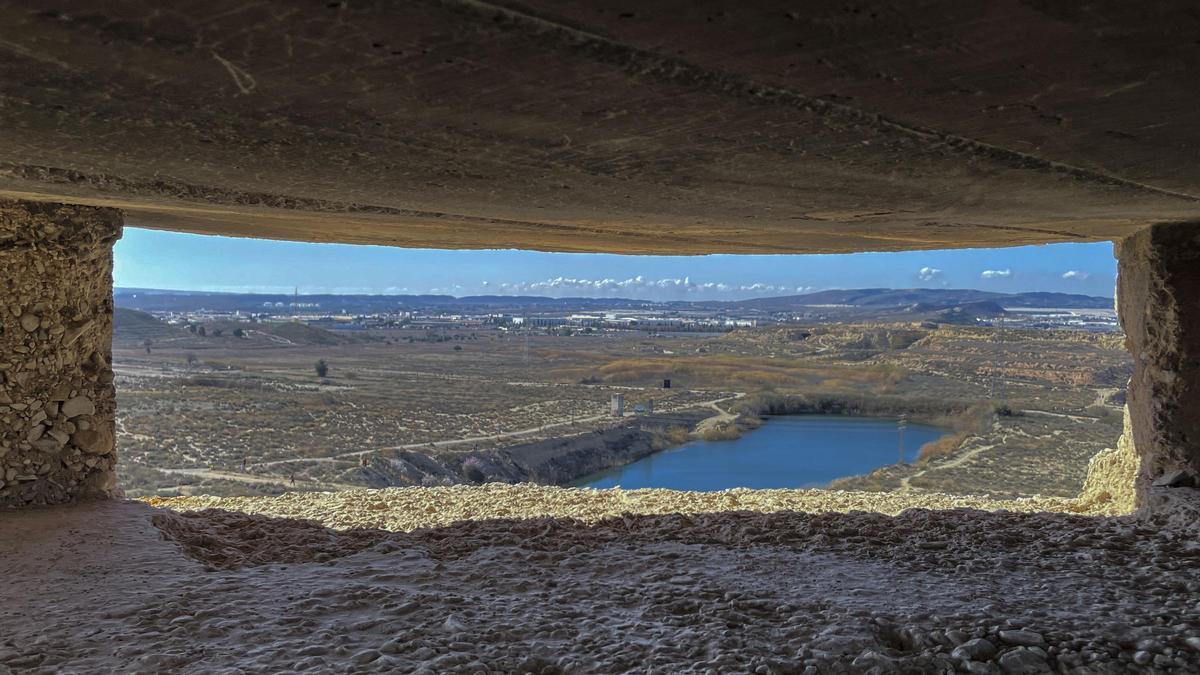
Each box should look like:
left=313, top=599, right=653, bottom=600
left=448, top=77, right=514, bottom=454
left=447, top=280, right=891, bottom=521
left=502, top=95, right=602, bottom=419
left=1075, top=407, right=1138, bottom=513
left=0, top=199, right=122, bottom=508
left=351, top=413, right=709, bottom=488
left=1116, top=222, right=1200, bottom=499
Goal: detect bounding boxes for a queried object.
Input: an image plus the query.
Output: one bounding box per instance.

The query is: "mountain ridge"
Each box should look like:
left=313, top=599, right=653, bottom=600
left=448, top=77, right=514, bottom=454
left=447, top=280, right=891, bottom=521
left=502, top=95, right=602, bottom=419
left=117, top=284, right=1108, bottom=309
left=114, top=287, right=1112, bottom=313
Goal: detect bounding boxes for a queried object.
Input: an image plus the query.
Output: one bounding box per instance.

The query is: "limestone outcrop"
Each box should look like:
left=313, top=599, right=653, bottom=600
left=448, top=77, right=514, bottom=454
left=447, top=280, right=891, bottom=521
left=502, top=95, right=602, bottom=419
left=1117, top=222, right=1200, bottom=499
left=1076, top=407, right=1139, bottom=513
left=0, top=199, right=121, bottom=507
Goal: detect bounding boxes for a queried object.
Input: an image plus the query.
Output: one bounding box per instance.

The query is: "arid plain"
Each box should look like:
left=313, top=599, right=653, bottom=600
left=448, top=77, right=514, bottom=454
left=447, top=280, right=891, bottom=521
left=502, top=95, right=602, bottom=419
left=111, top=312, right=1129, bottom=501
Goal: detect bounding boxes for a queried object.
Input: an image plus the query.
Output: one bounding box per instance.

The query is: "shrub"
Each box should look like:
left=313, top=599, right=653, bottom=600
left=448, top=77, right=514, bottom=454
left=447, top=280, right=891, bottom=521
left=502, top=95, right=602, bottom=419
left=739, top=414, right=764, bottom=430
left=461, top=456, right=486, bottom=484
left=733, top=392, right=967, bottom=420
left=699, top=424, right=741, bottom=441
left=651, top=425, right=692, bottom=451
left=314, top=359, right=329, bottom=378
left=916, top=432, right=969, bottom=464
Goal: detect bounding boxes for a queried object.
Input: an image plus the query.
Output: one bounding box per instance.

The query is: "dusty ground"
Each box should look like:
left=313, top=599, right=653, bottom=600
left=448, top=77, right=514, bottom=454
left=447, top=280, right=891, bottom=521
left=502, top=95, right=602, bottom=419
left=113, top=328, right=729, bottom=496
left=2, top=484, right=1197, bottom=674
left=112, top=322, right=1129, bottom=499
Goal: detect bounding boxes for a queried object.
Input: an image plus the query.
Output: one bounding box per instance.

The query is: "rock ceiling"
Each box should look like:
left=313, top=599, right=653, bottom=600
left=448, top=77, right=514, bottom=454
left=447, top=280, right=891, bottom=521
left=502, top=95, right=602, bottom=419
left=1, top=0, right=1198, bottom=253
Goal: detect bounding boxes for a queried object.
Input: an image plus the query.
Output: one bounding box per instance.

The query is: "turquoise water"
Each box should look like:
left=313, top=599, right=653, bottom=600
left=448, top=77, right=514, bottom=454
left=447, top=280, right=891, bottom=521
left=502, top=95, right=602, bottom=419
left=575, top=415, right=947, bottom=491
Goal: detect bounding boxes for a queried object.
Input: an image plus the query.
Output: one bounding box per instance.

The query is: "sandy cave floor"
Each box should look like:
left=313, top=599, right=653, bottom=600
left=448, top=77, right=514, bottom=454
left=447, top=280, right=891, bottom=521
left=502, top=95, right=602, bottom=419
left=1, top=485, right=1199, bottom=674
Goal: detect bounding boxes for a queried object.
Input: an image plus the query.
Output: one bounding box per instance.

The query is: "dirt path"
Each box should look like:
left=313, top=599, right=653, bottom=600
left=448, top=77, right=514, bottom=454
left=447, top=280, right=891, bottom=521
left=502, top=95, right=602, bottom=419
left=1092, top=387, right=1118, bottom=408
left=898, top=441, right=996, bottom=492
left=897, top=421, right=1009, bottom=493
left=1022, top=409, right=1095, bottom=423
left=693, top=397, right=742, bottom=434
left=157, top=468, right=362, bottom=492
left=256, top=392, right=745, bottom=469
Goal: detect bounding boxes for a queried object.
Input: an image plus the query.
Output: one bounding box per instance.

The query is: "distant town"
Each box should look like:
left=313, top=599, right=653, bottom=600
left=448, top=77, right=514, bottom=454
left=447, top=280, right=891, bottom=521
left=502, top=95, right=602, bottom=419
left=114, top=287, right=1119, bottom=335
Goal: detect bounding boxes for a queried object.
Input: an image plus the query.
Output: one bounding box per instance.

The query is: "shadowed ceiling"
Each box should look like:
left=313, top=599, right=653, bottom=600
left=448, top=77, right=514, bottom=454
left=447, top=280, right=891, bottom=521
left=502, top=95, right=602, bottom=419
left=1, top=0, right=1197, bottom=253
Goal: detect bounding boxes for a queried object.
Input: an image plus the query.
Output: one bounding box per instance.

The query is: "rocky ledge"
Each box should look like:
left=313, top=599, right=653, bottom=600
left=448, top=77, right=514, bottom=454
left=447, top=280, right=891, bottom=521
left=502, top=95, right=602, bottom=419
left=1, top=484, right=1194, bottom=673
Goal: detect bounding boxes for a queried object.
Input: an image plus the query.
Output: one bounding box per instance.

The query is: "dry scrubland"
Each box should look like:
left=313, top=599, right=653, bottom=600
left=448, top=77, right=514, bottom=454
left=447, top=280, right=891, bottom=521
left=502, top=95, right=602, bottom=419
left=113, top=318, right=1129, bottom=501
left=115, top=325, right=726, bottom=496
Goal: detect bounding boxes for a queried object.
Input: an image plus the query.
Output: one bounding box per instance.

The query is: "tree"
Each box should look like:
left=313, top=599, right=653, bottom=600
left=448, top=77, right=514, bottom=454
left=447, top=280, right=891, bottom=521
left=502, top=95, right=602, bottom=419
left=196, top=326, right=207, bottom=337
left=186, top=353, right=198, bottom=370
left=314, top=359, right=329, bottom=378
left=143, top=339, right=153, bottom=354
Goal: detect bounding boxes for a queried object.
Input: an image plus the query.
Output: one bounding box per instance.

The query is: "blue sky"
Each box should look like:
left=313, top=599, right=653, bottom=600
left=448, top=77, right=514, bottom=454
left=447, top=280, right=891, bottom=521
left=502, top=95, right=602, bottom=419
left=114, top=228, right=1117, bottom=300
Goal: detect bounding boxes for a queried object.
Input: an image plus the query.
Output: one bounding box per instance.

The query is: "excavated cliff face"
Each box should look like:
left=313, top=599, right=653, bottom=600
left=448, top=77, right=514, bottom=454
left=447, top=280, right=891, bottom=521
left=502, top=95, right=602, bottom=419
left=0, top=199, right=122, bottom=507
left=1118, top=222, right=1200, bottom=497
left=349, top=413, right=709, bottom=488
left=1076, top=407, right=1139, bottom=513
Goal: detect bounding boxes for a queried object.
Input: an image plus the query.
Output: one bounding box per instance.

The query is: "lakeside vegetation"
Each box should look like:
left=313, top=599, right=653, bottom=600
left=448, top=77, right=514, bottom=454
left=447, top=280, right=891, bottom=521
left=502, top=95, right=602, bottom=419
left=560, top=354, right=907, bottom=393
left=729, top=392, right=1007, bottom=465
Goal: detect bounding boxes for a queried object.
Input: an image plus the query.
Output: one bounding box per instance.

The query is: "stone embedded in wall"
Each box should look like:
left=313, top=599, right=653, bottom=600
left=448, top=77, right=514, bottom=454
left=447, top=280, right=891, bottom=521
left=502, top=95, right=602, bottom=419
left=0, top=199, right=122, bottom=508
left=1116, top=221, right=1200, bottom=502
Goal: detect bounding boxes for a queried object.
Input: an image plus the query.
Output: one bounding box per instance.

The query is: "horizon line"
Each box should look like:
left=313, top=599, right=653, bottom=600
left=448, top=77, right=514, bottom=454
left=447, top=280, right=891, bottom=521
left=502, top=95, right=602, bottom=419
left=113, top=285, right=1116, bottom=301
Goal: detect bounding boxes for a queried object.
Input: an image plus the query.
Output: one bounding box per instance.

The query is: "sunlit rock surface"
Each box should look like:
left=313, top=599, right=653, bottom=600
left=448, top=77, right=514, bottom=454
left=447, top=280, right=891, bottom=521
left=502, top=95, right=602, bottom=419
left=2, top=477, right=1195, bottom=673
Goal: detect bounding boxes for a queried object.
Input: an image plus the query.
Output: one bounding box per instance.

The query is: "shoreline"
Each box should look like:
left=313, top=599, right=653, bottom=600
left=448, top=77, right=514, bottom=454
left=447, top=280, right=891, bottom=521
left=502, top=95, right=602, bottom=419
left=571, top=412, right=953, bottom=491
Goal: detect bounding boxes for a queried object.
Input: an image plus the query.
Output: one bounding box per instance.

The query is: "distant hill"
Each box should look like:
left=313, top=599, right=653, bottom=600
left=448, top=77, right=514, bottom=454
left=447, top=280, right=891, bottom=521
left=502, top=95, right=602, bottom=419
left=195, top=319, right=369, bottom=347
left=113, top=308, right=363, bottom=348
left=932, top=300, right=1009, bottom=324
left=115, top=287, right=1112, bottom=314
left=730, top=288, right=1111, bottom=311
left=114, top=289, right=658, bottom=314
left=244, top=321, right=358, bottom=347
left=113, top=308, right=191, bottom=344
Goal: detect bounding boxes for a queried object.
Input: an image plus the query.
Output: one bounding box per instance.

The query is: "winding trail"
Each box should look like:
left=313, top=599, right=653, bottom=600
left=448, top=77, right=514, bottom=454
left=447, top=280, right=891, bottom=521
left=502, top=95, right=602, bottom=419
left=157, top=468, right=363, bottom=492
left=694, top=399, right=739, bottom=434
left=258, top=392, right=745, bottom=467
left=158, top=393, right=748, bottom=490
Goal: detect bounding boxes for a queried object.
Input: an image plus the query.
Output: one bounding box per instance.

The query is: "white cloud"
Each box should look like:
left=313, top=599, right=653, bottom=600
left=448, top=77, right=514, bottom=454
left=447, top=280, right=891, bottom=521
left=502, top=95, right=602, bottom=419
left=917, top=267, right=943, bottom=282
left=1062, top=270, right=1090, bottom=281
left=491, top=276, right=812, bottom=299
left=980, top=269, right=1013, bottom=279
